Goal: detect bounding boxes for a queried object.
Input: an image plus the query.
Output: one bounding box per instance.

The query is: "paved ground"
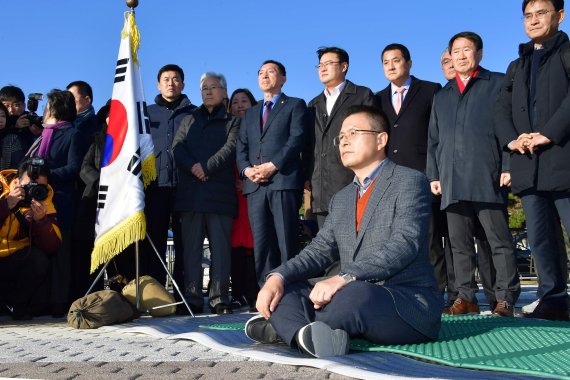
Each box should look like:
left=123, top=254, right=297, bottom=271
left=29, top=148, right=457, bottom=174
left=0, top=285, right=552, bottom=380
left=0, top=316, right=353, bottom=380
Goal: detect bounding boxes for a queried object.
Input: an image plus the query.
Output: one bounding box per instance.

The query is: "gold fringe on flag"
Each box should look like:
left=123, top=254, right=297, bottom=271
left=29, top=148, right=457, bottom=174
left=141, top=152, right=157, bottom=188
left=121, top=11, right=141, bottom=66
left=90, top=211, right=146, bottom=273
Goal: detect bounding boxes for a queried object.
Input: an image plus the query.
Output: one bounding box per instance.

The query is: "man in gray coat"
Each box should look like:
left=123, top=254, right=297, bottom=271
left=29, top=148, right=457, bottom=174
left=245, top=105, right=442, bottom=358
left=427, top=32, right=520, bottom=317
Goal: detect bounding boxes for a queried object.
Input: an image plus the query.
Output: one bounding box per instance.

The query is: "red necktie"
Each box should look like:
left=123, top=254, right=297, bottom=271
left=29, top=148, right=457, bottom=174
left=262, top=101, right=273, bottom=129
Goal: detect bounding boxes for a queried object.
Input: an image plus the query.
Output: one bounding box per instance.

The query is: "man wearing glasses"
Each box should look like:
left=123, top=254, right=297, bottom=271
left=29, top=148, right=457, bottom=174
left=304, top=47, right=378, bottom=229
left=237, top=60, right=307, bottom=287
left=427, top=31, right=520, bottom=317
left=495, top=0, right=570, bottom=321
left=245, top=105, right=442, bottom=358
left=173, top=72, right=240, bottom=315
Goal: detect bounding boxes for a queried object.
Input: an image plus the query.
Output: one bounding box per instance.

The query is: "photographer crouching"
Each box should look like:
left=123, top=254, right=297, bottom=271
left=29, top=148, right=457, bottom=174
left=0, top=158, right=61, bottom=320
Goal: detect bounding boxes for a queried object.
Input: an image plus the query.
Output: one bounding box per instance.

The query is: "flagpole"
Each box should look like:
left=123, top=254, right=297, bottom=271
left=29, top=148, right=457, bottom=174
left=135, top=241, right=141, bottom=310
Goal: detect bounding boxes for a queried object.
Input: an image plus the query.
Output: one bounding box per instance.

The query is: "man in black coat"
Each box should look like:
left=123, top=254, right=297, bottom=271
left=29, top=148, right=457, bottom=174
left=376, top=44, right=453, bottom=302
left=304, top=47, right=378, bottom=228
left=173, top=72, right=240, bottom=315
left=427, top=32, right=520, bottom=317
left=495, top=0, right=570, bottom=321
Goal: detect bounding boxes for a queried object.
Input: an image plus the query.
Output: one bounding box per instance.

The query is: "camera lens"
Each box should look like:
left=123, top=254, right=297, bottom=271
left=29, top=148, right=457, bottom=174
left=28, top=183, right=49, bottom=201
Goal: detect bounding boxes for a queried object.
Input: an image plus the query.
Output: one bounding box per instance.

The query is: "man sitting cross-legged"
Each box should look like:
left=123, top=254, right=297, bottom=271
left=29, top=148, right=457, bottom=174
left=245, top=105, right=443, bottom=358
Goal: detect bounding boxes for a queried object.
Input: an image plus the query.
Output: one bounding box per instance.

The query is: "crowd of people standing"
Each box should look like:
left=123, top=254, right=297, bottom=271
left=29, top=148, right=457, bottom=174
left=0, top=1, right=568, bottom=335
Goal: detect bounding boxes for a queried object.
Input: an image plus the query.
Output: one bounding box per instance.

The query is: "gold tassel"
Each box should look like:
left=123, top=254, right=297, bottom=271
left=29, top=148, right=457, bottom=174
left=141, top=153, right=157, bottom=188
left=90, top=211, right=146, bottom=273
left=121, top=11, right=141, bottom=66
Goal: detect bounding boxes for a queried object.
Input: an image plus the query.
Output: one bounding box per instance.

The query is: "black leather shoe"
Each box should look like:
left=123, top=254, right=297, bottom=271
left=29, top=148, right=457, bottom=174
left=244, top=315, right=283, bottom=344
left=522, top=299, right=569, bottom=321
left=177, top=304, right=203, bottom=315
left=211, top=303, right=232, bottom=315
left=230, top=296, right=248, bottom=310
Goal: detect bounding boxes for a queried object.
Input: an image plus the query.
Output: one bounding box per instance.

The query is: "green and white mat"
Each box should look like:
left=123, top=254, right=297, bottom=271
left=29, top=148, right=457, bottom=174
left=201, top=314, right=570, bottom=379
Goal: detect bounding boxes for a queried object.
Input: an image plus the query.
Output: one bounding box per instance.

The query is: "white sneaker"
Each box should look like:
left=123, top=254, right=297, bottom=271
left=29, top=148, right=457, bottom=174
left=521, top=299, right=540, bottom=314
left=296, top=321, right=350, bottom=358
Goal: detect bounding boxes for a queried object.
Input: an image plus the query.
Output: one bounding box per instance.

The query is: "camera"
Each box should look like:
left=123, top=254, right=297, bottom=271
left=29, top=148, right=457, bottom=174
left=18, top=157, right=49, bottom=207
left=25, top=93, right=43, bottom=127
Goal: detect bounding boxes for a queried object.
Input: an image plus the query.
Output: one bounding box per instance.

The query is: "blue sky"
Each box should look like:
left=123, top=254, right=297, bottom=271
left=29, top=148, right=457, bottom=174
left=1, top=1, right=538, bottom=111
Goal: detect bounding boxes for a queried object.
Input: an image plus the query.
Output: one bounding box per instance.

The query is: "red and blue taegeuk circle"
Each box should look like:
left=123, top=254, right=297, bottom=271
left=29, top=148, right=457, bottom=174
left=102, top=99, right=128, bottom=167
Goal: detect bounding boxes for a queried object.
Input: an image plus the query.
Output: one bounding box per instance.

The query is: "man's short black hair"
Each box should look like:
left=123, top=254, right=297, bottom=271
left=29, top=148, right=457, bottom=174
left=523, top=0, right=564, bottom=12
left=0, top=85, right=25, bottom=103
left=66, top=80, right=93, bottom=103
left=0, top=102, right=8, bottom=117
left=261, top=60, right=286, bottom=76
left=46, top=89, right=77, bottom=123
left=449, top=31, right=483, bottom=52
left=343, top=105, right=389, bottom=134
left=317, top=47, right=350, bottom=66
left=157, top=64, right=185, bottom=82
left=18, top=158, right=50, bottom=179
left=382, top=43, right=411, bottom=62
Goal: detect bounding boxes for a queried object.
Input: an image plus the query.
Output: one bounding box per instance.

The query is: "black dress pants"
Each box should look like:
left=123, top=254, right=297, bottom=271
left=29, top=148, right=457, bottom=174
left=446, top=201, right=520, bottom=304
left=269, top=281, right=431, bottom=347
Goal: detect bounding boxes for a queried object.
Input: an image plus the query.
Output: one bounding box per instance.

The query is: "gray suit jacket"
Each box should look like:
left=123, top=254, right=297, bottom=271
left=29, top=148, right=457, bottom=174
left=276, top=159, right=443, bottom=339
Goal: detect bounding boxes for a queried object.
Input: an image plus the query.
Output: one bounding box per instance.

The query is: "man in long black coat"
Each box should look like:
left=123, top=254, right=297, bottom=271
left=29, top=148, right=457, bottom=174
left=494, top=0, right=570, bottom=321
left=427, top=32, right=520, bottom=317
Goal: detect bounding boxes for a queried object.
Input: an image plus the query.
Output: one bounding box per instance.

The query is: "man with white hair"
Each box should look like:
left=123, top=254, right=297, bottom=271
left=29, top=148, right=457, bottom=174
left=173, top=72, right=241, bottom=315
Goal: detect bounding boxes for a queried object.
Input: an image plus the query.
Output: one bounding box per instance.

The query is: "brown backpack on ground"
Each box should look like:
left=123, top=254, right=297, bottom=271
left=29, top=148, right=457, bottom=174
left=68, top=290, right=139, bottom=329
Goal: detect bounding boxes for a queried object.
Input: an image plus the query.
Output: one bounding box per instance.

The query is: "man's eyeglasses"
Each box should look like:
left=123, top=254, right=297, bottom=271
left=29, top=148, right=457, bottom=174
left=523, top=9, right=557, bottom=21
left=201, top=86, right=222, bottom=93
left=333, top=128, right=382, bottom=146
left=316, top=61, right=341, bottom=70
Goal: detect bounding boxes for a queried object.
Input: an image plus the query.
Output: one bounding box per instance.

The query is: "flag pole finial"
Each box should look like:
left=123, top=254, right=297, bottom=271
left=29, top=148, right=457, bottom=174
left=126, top=0, right=138, bottom=9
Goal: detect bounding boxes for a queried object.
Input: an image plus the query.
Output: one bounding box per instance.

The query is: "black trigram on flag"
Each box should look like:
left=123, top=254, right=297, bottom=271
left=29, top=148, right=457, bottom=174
left=137, top=101, right=151, bottom=134
left=114, top=58, right=129, bottom=83
left=97, top=185, right=109, bottom=209
left=127, top=148, right=142, bottom=177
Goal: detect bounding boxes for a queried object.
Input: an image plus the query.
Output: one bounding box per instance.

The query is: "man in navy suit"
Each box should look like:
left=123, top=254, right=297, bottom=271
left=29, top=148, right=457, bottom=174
left=237, top=60, right=307, bottom=286
left=245, top=105, right=442, bottom=358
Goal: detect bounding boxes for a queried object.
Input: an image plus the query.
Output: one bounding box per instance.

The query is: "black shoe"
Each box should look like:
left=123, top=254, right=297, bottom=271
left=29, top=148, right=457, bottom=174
left=9, top=305, right=32, bottom=321
left=211, top=303, right=232, bottom=315
left=522, top=299, right=569, bottom=321
left=244, top=315, right=283, bottom=344
left=230, top=296, right=248, bottom=310
left=295, top=321, right=350, bottom=358
left=177, top=304, right=203, bottom=315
